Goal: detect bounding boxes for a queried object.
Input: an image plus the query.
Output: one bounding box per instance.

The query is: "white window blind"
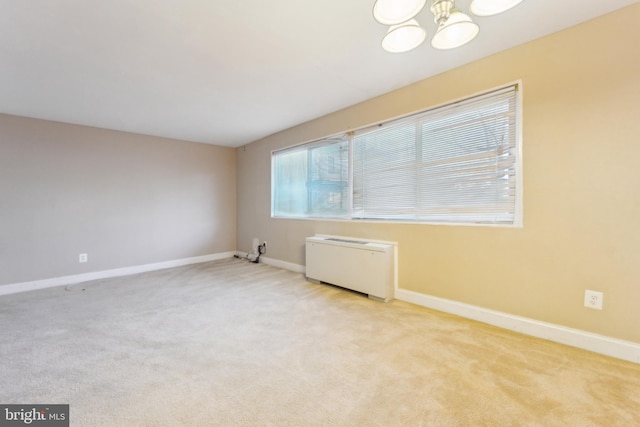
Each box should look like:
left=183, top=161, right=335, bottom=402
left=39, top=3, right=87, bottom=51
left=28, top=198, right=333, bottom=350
left=272, top=137, right=349, bottom=218
left=352, top=85, right=518, bottom=224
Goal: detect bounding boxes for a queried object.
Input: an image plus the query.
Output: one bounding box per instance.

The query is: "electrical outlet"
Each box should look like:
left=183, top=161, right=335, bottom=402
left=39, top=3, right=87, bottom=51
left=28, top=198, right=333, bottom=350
left=79, top=253, right=88, bottom=263
left=263, top=241, right=267, bottom=249
left=584, top=290, right=603, bottom=310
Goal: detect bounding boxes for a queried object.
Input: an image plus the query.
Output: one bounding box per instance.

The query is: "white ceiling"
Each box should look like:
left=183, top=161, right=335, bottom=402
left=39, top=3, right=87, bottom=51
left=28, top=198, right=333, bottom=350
left=0, top=0, right=636, bottom=147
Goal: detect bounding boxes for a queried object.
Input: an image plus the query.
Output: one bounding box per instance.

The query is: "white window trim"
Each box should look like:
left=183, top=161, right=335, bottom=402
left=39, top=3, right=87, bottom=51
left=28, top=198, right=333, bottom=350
left=271, top=81, right=523, bottom=228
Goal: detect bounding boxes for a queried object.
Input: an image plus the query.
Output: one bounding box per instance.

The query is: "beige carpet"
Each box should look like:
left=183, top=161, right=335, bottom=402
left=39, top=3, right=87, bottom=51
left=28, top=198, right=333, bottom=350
left=1, top=258, right=639, bottom=426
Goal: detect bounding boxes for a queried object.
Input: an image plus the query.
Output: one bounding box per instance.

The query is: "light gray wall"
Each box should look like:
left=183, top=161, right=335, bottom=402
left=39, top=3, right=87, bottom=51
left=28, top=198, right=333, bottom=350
left=0, top=114, right=236, bottom=285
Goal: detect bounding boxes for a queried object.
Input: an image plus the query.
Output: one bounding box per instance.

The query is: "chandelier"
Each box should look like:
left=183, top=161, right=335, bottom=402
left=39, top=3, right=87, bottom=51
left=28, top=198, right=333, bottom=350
left=373, top=0, right=525, bottom=53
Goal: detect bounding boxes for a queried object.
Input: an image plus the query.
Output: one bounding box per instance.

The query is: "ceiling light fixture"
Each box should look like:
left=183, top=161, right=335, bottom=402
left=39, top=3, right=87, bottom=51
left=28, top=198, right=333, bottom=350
left=431, top=1, right=479, bottom=50
left=382, top=19, right=427, bottom=53
left=469, top=0, right=524, bottom=17
left=373, top=0, right=428, bottom=25
left=374, top=0, right=525, bottom=53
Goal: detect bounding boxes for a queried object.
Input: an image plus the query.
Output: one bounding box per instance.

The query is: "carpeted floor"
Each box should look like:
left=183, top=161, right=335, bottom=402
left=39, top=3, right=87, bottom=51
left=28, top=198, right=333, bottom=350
left=1, top=258, right=639, bottom=426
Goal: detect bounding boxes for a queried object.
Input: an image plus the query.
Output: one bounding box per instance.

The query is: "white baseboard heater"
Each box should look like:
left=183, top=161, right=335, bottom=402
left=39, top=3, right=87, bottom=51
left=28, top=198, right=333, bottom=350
left=305, top=235, right=395, bottom=302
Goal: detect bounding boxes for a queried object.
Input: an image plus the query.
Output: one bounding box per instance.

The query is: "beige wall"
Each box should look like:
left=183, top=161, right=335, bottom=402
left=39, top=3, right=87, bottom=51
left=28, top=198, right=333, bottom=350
left=0, top=114, right=236, bottom=285
left=236, top=4, right=640, bottom=343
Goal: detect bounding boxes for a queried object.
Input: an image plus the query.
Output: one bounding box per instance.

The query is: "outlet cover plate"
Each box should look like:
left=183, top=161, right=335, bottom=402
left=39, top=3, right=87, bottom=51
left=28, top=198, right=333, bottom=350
left=584, top=290, right=603, bottom=310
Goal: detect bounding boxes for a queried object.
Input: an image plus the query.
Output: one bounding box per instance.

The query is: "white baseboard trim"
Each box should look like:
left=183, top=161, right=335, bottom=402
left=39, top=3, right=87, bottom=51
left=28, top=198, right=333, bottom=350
left=233, top=252, right=306, bottom=274
left=396, top=288, right=640, bottom=364
left=260, top=256, right=305, bottom=274
left=0, top=252, right=236, bottom=297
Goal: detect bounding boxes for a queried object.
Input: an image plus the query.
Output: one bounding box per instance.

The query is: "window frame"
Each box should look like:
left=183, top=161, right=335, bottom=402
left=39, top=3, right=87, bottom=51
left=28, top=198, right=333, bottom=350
left=271, top=82, right=523, bottom=227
